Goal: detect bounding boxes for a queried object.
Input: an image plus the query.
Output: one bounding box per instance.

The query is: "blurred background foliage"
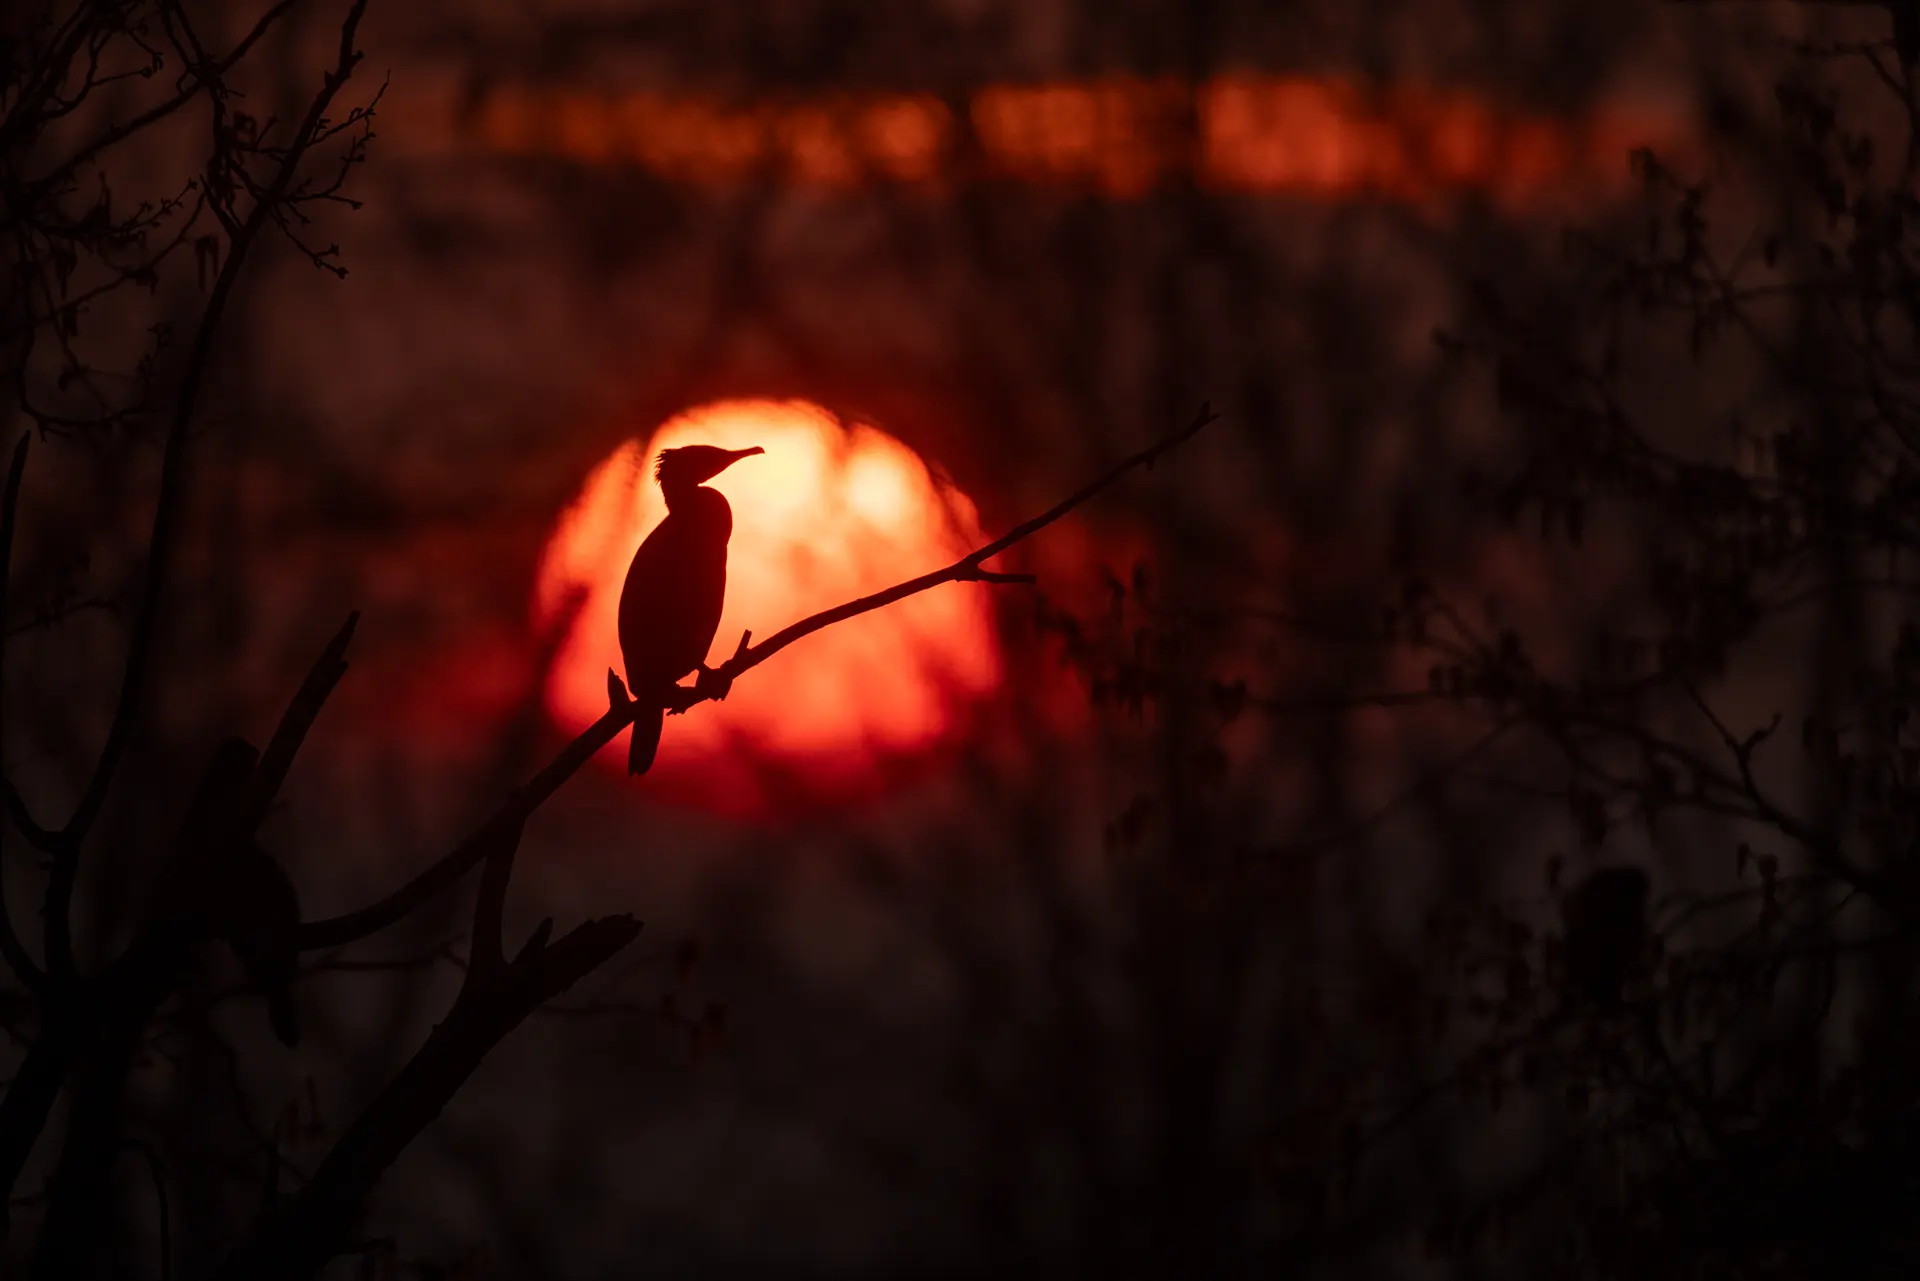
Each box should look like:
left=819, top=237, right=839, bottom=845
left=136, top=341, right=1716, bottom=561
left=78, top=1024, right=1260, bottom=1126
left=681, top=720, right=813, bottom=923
left=8, top=0, right=1915, bottom=1276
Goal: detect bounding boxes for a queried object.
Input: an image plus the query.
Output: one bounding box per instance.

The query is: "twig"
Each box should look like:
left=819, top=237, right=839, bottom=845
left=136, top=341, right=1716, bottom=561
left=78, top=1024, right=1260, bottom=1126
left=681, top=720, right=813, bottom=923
left=468, top=814, right=528, bottom=979
left=34, top=0, right=304, bottom=187
left=219, top=812, right=639, bottom=1281
left=679, top=401, right=1220, bottom=695
left=247, top=611, right=359, bottom=831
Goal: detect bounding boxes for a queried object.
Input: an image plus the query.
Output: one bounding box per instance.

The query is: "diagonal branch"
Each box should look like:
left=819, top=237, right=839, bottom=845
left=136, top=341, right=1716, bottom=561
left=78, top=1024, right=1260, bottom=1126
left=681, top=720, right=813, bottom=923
left=246, top=611, right=358, bottom=831
left=295, top=403, right=1217, bottom=951
left=215, top=404, right=1222, bottom=1276
left=34, top=0, right=305, bottom=190
left=295, top=699, right=635, bottom=950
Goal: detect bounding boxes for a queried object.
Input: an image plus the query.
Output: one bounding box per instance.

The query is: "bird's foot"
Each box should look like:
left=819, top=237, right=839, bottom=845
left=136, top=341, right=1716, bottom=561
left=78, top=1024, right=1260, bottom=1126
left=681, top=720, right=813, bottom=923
left=694, top=663, right=734, bottom=703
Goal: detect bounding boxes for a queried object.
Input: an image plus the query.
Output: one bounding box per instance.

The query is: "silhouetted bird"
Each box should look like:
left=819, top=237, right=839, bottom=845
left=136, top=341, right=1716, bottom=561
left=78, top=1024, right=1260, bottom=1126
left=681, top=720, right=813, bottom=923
left=618, top=444, right=763, bottom=774
left=1560, top=864, right=1650, bottom=1010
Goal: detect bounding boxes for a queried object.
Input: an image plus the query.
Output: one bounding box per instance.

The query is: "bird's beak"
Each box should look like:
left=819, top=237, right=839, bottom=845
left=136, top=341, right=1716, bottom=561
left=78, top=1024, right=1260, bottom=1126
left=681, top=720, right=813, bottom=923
left=723, top=446, right=765, bottom=469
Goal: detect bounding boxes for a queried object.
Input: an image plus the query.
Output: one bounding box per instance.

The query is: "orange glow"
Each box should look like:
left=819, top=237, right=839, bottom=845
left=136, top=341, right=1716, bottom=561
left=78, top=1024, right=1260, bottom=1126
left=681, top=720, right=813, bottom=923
left=465, top=74, right=1693, bottom=207
left=535, top=400, right=1002, bottom=813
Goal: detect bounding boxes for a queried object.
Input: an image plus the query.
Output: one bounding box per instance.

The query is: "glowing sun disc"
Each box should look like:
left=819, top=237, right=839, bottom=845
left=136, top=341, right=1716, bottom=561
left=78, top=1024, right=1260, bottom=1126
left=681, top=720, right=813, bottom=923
left=535, top=399, right=1002, bottom=809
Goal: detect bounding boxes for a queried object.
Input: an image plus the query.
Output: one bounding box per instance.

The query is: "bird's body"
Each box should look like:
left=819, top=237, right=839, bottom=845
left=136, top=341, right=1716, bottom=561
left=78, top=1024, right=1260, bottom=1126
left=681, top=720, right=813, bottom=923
left=618, top=444, right=762, bottom=773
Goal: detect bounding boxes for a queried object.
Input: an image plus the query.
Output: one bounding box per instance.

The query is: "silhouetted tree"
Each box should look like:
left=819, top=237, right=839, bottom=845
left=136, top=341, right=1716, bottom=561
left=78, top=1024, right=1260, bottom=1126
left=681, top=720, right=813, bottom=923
left=4, top=10, right=1222, bottom=1276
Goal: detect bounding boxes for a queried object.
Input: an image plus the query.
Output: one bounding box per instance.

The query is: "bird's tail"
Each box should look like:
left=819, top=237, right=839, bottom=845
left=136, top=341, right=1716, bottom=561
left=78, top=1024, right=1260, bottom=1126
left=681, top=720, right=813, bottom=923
left=629, top=701, right=665, bottom=775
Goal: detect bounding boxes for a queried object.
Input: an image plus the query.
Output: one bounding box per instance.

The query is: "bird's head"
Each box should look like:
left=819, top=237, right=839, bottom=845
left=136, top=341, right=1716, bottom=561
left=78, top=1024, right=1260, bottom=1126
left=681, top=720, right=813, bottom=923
left=655, top=444, right=764, bottom=492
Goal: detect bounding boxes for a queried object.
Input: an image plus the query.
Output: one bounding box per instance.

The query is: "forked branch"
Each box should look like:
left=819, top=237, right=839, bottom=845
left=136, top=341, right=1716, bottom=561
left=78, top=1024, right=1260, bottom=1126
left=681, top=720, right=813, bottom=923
left=247, top=611, right=359, bottom=831
left=218, top=807, right=637, bottom=1281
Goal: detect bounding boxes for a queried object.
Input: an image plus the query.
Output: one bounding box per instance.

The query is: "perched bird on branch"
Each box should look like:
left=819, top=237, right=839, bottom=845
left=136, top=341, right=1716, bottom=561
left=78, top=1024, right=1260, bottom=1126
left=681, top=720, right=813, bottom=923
left=618, top=443, right=763, bottom=774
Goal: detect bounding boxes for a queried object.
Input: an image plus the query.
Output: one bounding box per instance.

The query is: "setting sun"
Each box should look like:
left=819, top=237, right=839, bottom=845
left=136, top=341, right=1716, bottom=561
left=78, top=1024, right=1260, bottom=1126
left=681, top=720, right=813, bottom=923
left=535, top=400, right=1002, bottom=812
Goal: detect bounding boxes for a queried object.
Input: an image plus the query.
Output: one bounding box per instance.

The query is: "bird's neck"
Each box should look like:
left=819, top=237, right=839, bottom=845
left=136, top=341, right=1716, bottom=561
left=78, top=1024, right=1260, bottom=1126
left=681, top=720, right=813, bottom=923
left=661, top=479, right=699, bottom=513
left=662, top=480, right=734, bottom=519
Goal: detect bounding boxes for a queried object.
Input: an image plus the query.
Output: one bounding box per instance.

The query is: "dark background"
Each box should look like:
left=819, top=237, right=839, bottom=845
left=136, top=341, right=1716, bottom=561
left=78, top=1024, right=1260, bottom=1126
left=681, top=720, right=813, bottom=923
left=6, top=0, right=1910, bottom=1277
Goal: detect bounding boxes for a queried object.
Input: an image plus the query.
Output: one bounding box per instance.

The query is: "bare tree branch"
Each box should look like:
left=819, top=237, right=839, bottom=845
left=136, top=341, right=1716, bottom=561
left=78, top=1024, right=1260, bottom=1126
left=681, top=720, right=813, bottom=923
left=682, top=400, right=1220, bottom=691
left=29, top=0, right=306, bottom=191
left=218, top=809, right=639, bottom=1281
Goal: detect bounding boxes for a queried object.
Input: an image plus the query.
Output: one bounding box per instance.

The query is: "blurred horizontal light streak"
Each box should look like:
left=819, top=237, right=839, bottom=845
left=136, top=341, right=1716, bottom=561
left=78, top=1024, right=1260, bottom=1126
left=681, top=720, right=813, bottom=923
left=436, top=74, right=1693, bottom=206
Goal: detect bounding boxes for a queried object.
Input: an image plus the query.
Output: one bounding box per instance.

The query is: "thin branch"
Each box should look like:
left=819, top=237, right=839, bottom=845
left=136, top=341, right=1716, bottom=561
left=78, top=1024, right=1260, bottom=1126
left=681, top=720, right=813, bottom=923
left=246, top=611, right=358, bottom=831
left=36, top=0, right=306, bottom=188
left=469, top=814, right=527, bottom=978
left=1256, top=718, right=1523, bottom=861
left=678, top=401, right=1220, bottom=700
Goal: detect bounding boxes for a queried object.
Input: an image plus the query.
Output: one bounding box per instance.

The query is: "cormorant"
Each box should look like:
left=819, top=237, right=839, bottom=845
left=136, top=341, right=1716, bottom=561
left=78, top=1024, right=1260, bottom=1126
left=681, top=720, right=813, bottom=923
left=618, top=443, right=763, bottom=774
